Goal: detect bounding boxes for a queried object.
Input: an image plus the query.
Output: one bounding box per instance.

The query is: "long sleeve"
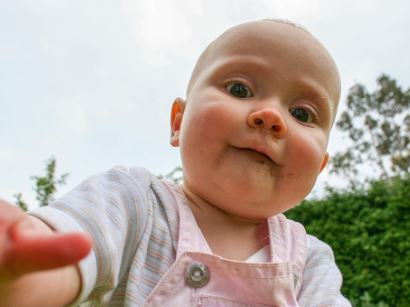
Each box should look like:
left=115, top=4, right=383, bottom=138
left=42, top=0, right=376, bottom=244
left=298, top=235, right=352, bottom=307
left=29, top=166, right=154, bottom=304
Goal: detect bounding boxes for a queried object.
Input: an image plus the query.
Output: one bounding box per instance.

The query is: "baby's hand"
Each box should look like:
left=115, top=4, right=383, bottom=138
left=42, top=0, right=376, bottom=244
left=0, top=199, right=92, bottom=286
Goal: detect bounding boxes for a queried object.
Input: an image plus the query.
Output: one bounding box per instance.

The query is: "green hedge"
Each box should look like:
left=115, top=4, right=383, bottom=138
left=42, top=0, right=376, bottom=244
left=286, top=176, right=410, bottom=306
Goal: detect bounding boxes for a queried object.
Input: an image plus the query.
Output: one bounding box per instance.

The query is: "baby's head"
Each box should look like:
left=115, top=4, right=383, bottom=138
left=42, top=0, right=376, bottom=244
left=170, top=20, right=341, bottom=219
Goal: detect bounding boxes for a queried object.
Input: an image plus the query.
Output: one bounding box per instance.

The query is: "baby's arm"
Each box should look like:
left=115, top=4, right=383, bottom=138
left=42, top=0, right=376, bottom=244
left=0, top=199, right=92, bottom=306
left=297, top=235, right=352, bottom=307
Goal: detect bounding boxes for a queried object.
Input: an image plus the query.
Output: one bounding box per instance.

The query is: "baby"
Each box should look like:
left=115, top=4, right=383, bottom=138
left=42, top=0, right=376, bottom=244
left=0, top=19, right=351, bottom=306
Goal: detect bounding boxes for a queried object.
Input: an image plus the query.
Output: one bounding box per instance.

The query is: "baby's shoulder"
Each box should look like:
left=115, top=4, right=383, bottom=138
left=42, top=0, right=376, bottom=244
left=306, top=234, right=334, bottom=255
left=106, top=165, right=153, bottom=189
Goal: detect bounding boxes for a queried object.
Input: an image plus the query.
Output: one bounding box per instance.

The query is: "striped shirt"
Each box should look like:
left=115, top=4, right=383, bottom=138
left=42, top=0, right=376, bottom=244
left=30, top=166, right=351, bottom=306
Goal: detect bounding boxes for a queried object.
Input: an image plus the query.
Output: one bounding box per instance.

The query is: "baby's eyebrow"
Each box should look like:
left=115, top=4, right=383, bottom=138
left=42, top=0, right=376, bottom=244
left=189, top=55, right=268, bottom=95
left=294, top=79, right=333, bottom=118
left=211, top=55, right=273, bottom=75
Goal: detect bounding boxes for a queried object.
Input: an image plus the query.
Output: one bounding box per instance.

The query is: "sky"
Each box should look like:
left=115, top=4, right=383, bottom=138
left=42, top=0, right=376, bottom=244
left=1, top=0, right=409, bottom=208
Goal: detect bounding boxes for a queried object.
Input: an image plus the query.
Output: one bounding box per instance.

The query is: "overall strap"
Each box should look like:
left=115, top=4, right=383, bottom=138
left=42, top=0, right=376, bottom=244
left=268, top=214, right=307, bottom=295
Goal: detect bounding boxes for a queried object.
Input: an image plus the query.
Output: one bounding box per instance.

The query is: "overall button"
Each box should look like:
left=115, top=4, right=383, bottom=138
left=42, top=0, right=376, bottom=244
left=185, top=262, right=210, bottom=288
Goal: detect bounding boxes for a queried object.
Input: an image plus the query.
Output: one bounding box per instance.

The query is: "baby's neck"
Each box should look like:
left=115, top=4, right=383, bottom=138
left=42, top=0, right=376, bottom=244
left=182, top=186, right=269, bottom=261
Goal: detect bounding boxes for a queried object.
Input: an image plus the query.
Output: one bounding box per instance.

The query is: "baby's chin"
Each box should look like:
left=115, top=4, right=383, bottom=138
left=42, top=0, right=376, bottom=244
left=222, top=167, right=280, bottom=194
left=212, top=183, right=289, bottom=218
left=217, top=198, right=286, bottom=221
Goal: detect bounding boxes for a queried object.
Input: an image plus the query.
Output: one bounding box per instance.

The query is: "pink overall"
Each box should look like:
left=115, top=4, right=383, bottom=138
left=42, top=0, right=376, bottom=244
left=144, top=196, right=307, bottom=306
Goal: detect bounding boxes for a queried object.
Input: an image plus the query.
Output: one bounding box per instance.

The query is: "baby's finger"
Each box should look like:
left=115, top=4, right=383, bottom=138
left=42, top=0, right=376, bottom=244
left=2, top=232, right=92, bottom=278
left=0, top=199, right=25, bottom=227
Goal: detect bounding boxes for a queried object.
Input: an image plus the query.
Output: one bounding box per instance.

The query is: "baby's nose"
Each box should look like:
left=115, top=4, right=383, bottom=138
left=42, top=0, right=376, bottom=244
left=247, top=108, right=287, bottom=138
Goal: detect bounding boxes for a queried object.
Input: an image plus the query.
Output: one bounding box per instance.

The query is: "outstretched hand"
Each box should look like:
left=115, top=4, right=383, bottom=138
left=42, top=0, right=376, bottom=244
left=0, top=199, right=92, bottom=285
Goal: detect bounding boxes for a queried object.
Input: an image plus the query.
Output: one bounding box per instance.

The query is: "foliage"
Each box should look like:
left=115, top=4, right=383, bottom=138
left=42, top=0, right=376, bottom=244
left=330, top=74, right=410, bottom=183
left=286, top=175, right=410, bottom=306
left=14, top=192, right=28, bottom=211
left=350, top=292, right=389, bottom=307
left=14, top=157, right=68, bottom=211
left=158, top=166, right=183, bottom=184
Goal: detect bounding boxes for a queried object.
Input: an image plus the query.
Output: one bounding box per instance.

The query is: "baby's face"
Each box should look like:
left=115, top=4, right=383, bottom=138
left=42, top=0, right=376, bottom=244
left=171, top=21, right=340, bottom=219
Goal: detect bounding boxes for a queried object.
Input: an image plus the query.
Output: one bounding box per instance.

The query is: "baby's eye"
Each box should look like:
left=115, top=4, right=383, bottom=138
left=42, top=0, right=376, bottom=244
left=290, top=107, right=315, bottom=123
left=226, top=82, right=253, bottom=99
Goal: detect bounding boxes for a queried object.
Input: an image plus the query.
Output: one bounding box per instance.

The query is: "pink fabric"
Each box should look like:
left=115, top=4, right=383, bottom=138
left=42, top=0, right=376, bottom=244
left=144, top=189, right=306, bottom=306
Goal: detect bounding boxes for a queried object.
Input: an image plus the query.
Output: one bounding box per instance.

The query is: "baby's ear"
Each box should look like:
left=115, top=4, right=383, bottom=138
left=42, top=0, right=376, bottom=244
left=319, top=153, right=330, bottom=173
left=170, top=97, right=186, bottom=147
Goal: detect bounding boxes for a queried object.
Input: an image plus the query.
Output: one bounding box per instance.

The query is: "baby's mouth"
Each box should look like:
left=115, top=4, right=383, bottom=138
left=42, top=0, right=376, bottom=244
left=239, top=148, right=275, bottom=164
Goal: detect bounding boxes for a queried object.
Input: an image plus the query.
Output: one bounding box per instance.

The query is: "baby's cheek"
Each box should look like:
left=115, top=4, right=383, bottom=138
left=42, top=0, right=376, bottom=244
left=292, top=137, right=327, bottom=174
left=180, top=102, right=229, bottom=163
left=199, top=104, right=238, bottom=138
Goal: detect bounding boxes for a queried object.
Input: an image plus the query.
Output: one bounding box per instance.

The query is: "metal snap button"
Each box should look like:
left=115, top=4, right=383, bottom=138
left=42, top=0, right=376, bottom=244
left=185, top=262, right=210, bottom=288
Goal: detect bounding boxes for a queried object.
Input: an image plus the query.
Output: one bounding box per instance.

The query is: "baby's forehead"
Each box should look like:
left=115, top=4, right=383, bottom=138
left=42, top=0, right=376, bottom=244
left=188, top=20, right=340, bottom=100
left=189, top=21, right=316, bottom=85
left=208, top=20, right=320, bottom=61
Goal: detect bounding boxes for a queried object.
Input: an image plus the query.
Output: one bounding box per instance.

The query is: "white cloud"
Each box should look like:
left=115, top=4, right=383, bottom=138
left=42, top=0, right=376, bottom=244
left=54, top=98, right=88, bottom=135
left=261, top=0, right=322, bottom=21
left=123, top=0, right=201, bottom=65
left=0, top=147, right=18, bottom=162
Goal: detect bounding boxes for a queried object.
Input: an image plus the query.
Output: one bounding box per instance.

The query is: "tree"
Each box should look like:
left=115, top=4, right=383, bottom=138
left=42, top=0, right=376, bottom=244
left=158, top=166, right=183, bottom=184
left=286, top=175, right=410, bottom=306
left=329, top=74, right=410, bottom=183
left=14, top=157, right=69, bottom=211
